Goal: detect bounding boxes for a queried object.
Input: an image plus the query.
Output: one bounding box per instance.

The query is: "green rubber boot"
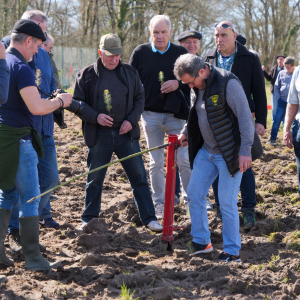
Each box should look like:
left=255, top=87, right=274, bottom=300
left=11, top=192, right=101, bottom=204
left=19, top=216, right=62, bottom=271
left=0, top=208, right=14, bottom=266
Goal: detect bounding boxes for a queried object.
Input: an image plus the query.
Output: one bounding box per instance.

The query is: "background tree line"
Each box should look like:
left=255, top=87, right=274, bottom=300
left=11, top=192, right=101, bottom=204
left=1, top=0, right=300, bottom=69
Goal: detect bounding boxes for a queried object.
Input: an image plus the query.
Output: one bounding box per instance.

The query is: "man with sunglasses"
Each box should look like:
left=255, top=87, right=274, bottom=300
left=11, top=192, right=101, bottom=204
left=1, top=10, right=61, bottom=253
left=204, top=21, right=267, bottom=229
left=174, top=54, right=254, bottom=262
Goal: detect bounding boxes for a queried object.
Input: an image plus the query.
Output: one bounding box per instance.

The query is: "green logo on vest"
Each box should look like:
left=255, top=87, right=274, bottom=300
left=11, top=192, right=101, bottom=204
left=210, top=95, right=219, bottom=106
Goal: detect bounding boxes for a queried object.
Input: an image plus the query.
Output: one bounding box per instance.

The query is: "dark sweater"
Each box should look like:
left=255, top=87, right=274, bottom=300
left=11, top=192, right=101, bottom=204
left=129, top=42, right=189, bottom=116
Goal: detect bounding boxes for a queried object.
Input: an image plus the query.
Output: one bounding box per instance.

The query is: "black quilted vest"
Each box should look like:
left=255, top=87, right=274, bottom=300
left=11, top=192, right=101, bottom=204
left=187, top=64, right=241, bottom=176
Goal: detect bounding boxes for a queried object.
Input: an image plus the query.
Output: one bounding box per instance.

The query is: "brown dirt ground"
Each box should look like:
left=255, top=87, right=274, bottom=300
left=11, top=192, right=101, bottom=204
left=1, top=111, right=300, bottom=300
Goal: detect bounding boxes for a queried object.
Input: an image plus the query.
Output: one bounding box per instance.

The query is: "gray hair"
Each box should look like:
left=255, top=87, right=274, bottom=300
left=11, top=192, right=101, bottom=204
left=174, top=54, right=206, bottom=80
left=46, top=34, right=54, bottom=43
left=284, top=56, right=295, bottom=66
left=149, top=15, right=171, bottom=31
left=11, top=32, right=30, bottom=44
left=21, top=10, right=48, bottom=23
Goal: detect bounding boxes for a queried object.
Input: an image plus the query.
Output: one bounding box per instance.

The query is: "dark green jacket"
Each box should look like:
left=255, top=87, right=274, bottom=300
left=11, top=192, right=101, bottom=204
left=0, top=124, right=43, bottom=189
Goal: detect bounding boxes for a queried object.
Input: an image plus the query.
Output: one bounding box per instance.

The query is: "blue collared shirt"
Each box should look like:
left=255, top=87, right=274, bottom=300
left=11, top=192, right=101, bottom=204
left=151, top=42, right=171, bottom=54
left=34, top=48, right=57, bottom=137
left=217, top=45, right=238, bottom=71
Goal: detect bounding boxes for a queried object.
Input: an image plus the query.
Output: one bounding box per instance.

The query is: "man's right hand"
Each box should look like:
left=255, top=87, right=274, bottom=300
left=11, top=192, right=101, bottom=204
left=97, top=114, right=113, bottom=127
left=59, top=93, right=72, bottom=108
left=284, top=130, right=293, bottom=149
left=0, top=43, right=6, bottom=60
left=178, top=133, right=188, bottom=147
left=261, top=65, right=265, bottom=71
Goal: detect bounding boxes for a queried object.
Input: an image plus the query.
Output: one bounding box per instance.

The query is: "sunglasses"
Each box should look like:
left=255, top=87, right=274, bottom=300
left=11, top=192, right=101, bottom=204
left=214, top=23, right=235, bottom=32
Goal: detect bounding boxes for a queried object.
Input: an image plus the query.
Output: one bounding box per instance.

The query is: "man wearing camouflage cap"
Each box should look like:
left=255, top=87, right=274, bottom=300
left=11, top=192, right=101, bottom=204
left=68, top=33, right=163, bottom=232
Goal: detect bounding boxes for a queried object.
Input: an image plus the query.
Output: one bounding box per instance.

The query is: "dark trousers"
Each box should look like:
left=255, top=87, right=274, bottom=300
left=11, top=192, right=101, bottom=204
left=212, top=167, right=256, bottom=211
left=82, top=129, right=156, bottom=225
left=293, top=120, right=300, bottom=194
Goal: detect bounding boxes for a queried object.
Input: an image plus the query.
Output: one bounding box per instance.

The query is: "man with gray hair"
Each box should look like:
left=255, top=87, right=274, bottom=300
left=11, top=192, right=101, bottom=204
left=2, top=10, right=61, bottom=254
left=267, top=56, right=296, bottom=146
left=42, top=34, right=62, bottom=89
left=174, top=53, right=254, bottom=262
left=129, top=15, right=191, bottom=218
left=69, top=33, right=162, bottom=232
left=1, top=10, right=48, bottom=49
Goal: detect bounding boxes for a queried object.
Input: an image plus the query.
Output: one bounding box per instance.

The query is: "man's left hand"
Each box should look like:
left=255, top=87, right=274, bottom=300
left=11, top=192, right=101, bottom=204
left=284, top=130, right=293, bottom=149
left=255, top=123, right=265, bottom=136
left=119, top=120, right=133, bottom=134
left=161, top=80, right=179, bottom=93
left=239, top=155, right=252, bottom=173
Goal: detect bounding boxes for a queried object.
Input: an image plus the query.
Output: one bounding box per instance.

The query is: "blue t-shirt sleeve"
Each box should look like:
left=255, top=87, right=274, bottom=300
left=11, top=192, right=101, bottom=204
left=16, top=64, right=36, bottom=92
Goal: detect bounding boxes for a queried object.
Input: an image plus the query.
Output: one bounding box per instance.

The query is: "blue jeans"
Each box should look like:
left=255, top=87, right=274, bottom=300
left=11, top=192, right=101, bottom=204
left=8, top=136, right=58, bottom=233
left=0, top=140, right=40, bottom=218
left=82, top=129, right=156, bottom=225
left=141, top=111, right=191, bottom=205
left=188, top=148, right=242, bottom=256
left=271, top=93, right=278, bottom=123
left=270, top=98, right=287, bottom=140
left=212, top=166, right=256, bottom=211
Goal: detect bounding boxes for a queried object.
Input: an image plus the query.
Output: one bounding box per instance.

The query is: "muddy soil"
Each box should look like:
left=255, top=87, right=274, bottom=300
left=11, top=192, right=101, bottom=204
left=1, top=111, right=300, bottom=300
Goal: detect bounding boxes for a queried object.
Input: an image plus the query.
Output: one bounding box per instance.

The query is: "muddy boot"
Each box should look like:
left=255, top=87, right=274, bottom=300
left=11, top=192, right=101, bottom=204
left=19, top=216, right=62, bottom=271
left=0, top=208, right=14, bottom=266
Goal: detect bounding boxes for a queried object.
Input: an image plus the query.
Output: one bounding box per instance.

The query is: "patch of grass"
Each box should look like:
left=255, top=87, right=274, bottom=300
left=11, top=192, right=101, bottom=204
left=118, top=282, right=138, bottom=300
left=69, top=145, right=81, bottom=152
left=268, top=232, right=276, bottom=242
left=61, top=231, right=65, bottom=236
left=263, top=295, right=272, bottom=300
left=122, top=269, right=130, bottom=274
left=288, top=163, right=297, bottom=171
left=79, top=130, right=83, bottom=136
left=284, top=230, right=300, bottom=252
left=139, top=251, right=150, bottom=256
left=273, top=215, right=281, bottom=232
left=281, top=277, right=291, bottom=283
left=249, top=264, right=264, bottom=271
left=283, top=147, right=293, bottom=154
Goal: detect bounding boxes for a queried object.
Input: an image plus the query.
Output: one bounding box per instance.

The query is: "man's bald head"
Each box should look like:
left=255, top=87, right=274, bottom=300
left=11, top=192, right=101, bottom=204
left=214, top=20, right=237, bottom=56
left=215, top=21, right=236, bottom=32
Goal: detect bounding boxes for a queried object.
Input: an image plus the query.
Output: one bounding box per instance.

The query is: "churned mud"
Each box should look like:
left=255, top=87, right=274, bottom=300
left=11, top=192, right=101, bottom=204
left=1, top=111, right=300, bottom=300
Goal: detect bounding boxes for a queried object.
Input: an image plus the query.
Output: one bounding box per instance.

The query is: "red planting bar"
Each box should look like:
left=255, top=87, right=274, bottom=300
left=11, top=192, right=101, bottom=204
left=160, top=134, right=179, bottom=251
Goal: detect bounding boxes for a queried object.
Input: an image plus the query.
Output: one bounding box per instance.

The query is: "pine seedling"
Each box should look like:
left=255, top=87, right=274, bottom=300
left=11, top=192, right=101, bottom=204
left=158, top=71, right=164, bottom=85
left=104, top=89, right=112, bottom=114
left=35, top=69, right=42, bottom=88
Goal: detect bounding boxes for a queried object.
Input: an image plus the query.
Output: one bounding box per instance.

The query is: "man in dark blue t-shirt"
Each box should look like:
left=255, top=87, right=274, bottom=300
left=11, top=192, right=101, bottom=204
left=0, top=19, right=72, bottom=271
left=2, top=11, right=61, bottom=257
left=0, top=43, right=9, bottom=104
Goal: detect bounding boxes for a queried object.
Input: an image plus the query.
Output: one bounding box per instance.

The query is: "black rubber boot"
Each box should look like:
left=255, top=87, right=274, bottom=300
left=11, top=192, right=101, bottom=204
left=19, top=216, right=61, bottom=271
left=0, top=208, right=14, bottom=266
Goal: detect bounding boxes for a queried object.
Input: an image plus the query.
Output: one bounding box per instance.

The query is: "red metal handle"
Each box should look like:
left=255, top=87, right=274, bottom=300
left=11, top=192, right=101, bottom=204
left=160, top=134, right=179, bottom=247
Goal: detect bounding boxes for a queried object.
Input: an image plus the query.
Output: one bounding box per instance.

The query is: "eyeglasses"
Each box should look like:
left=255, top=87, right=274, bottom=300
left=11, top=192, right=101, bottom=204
left=214, top=23, right=235, bottom=32
left=184, top=73, right=199, bottom=86
left=32, top=37, right=43, bottom=49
